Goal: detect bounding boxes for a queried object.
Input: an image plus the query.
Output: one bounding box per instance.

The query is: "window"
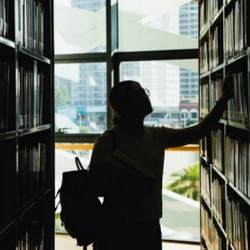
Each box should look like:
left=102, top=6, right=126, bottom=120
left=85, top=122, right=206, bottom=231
left=54, top=0, right=199, bottom=244
left=55, top=63, right=107, bottom=134
left=118, top=1, right=198, bottom=52
left=120, top=59, right=198, bottom=128
left=54, top=0, right=107, bottom=54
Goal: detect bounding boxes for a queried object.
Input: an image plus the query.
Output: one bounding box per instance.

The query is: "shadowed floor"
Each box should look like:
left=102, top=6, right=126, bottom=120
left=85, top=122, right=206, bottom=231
left=55, top=234, right=200, bottom=250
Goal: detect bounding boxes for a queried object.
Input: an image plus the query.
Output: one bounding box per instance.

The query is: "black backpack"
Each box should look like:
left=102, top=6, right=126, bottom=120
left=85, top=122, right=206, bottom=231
left=58, top=157, right=104, bottom=249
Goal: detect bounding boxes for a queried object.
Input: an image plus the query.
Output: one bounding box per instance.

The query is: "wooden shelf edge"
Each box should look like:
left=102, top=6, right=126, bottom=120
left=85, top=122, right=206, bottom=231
left=0, top=36, right=15, bottom=49
left=226, top=49, right=249, bottom=66
left=227, top=183, right=250, bottom=206
left=18, top=188, right=53, bottom=220
left=210, top=8, right=224, bottom=26
left=18, top=124, right=51, bottom=137
left=212, top=165, right=227, bottom=182
left=0, top=131, right=16, bottom=141
left=0, top=220, right=16, bottom=241
left=213, top=214, right=227, bottom=238
left=201, top=192, right=212, bottom=212
left=18, top=45, right=51, bottom=64
left=211, top=63, right=224, bottom=73
left=200, top=233, right=211, bottom=250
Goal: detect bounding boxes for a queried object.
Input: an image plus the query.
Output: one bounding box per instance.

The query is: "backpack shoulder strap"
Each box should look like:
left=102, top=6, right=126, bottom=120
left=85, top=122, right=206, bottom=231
left=107, top=129, right=154, bottom=177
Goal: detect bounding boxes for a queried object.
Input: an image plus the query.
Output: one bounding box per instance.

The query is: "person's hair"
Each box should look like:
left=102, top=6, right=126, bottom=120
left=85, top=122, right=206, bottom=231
left=109, top=80, right=140, bottom=125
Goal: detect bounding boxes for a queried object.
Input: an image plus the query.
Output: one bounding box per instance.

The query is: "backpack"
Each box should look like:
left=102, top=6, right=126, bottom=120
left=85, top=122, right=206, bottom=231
left=57, top=157, right=104, bottom=249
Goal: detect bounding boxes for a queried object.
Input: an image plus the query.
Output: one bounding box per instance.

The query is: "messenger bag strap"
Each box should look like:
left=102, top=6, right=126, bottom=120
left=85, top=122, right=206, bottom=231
left=108, top=130, right=154, bottom=177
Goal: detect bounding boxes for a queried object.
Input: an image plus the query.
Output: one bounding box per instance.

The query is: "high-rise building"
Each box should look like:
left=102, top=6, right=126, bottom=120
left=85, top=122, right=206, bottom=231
left=178, top=2, right=199, bottom=124
left=179, top=2, right=198, bottom=104
left=71, top=0, right=105, bottom=11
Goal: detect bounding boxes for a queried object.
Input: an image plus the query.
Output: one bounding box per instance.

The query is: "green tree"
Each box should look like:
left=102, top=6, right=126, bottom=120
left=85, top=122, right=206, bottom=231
left=166, top=162, right=200, bottom=201
left=186, top=119, right=198, bottom=127
left=55, top=83, right=71, bottom=111
left=79, top=125, right=91, bottom=133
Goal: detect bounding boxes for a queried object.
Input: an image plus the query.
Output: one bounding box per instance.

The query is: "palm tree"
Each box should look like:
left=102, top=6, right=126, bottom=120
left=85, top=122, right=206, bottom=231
left=166, top=162, right=200, bottom=201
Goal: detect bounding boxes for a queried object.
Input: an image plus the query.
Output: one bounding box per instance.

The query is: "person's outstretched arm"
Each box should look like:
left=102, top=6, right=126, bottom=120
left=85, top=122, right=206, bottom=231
left=164, top=74, right=234, bottom=148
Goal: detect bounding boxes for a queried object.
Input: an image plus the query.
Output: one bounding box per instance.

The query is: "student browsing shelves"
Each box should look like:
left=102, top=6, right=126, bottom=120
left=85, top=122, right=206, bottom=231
left=89, top=74, right=233, bottom=250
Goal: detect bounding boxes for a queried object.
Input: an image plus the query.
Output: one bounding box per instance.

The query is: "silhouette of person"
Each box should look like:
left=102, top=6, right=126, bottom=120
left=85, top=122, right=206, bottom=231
left=89, top=75, right=233, bottom=250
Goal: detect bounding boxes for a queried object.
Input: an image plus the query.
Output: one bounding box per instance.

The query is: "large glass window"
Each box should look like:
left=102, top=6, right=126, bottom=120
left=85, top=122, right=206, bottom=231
left=120, top=60, right=198, bottom=128
left=162, top=150, right=199, bottom=242
left=55, top=63, right=107, bottom=134
left=54, top=0, right=199, bottom=245
left=54, top=0, right=107, bottom=54
left=118, top=0, right=198, bottom=52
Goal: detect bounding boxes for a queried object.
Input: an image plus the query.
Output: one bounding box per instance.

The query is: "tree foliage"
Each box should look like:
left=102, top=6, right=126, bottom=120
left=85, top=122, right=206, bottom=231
left=166, top=162, right=200, bottom=201
left=79, top=125, right=91, bottom=133
left=55, top=83, right=71, bottom=110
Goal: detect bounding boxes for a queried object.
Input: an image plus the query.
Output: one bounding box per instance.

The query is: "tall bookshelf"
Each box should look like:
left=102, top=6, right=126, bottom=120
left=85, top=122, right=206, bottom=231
left=0, top=0, right=54, bottom=249
left=199, top=0, right=250, bottom=249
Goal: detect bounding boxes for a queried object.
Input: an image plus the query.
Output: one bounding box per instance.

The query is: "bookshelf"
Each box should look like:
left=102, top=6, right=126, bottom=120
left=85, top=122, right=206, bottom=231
left=199, top=0, right=250, bottom=249
left=0, top=0, right=54, bottom=249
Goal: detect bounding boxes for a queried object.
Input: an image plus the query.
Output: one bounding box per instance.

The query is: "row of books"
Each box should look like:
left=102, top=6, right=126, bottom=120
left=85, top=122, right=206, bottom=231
left=224, top=136, right=249, bottom=197
left=202, top=198, right=249, bottom=250
left=200, top=73, right=249, bottom=125
left=200, top=0, right=221, bottom=33
left=18, top=67, right=44, bottom=129
left=16, top=222, right=45, bottom=249
left=211, top=178, right=225, bottom=226
left=227, top=72, right=249, bottom=125
left=200, top=28, right=220, bottom=73
left=201, top=166, right=226, bottom=229
left=201, top=205, right=223, bottom=250
left=18, top=0, right=44, bottom=54
left=226, top=198, right=249, bottom=250
left=0, top=0, right=9, bottom=37
left=0, top=61, right=10, bottom=133
left=225, top=0, right=246, bottom=59
left=202, top=132, right=249, bottom=199
left=18, top=143, right=46, bottom=204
